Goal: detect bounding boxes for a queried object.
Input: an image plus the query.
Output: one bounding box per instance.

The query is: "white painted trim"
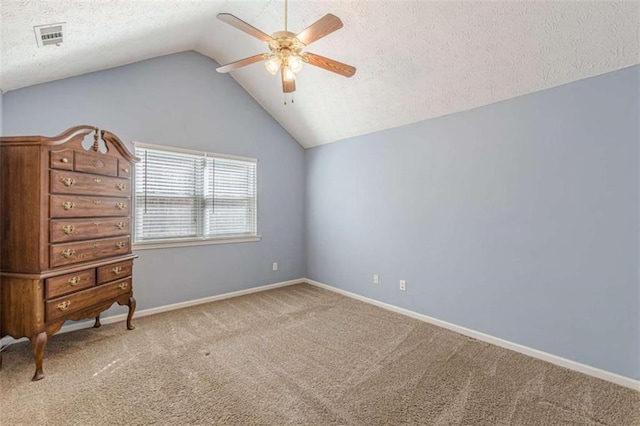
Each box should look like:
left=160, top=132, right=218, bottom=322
left=304, top=278, right=640, bottom=391
left=0, top=278, right=303, bottom=351
left=133, top=236, right=261, bottom=251
left=132, top=141, right=258, bottom=163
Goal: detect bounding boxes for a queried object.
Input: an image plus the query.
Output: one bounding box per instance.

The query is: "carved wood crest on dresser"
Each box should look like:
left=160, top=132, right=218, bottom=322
left=0, top=125, right=139, bottom=380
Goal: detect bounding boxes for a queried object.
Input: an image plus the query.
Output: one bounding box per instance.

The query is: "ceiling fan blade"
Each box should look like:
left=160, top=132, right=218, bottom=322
left=217, top=13, right=272, bottom=42
left=216, top=54, right=267, bottom=73
left=303, top=52, right=356, bottom=77
left=296, top=14, right=343, bottom=46
left=281, top=69, right=296, bottom=93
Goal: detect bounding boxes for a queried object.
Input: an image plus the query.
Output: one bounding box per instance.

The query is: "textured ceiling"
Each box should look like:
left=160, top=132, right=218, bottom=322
left=1, top=1, right=639, bottom=148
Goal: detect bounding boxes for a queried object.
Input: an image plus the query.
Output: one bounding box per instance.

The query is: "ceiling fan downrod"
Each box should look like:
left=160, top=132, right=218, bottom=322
left=284, top=0, right=288, bottom=32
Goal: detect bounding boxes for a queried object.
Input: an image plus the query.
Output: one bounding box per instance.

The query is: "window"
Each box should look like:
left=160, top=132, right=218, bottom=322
left=133, top=142, right=258, bottom=248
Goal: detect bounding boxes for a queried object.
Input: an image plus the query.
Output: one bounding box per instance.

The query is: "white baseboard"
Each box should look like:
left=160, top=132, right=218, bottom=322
left=0, top=278, right=303, bottom=350
left=3, top=277, right=637, bottom=391
left=304, top=278, right=640, bottom=391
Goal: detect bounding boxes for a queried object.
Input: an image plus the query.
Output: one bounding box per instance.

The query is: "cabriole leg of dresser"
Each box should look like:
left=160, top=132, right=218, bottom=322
left=30, top=331, right=47, bottom=381
left=126, top=296, right=136, bottom=330
left=94, top=315, right=101, bottom=328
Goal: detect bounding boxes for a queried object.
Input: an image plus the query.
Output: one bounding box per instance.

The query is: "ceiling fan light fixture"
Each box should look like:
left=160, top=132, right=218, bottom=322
left=283, top=66, right=296, bottom=81
left=265, top=56, right=282, bottom=75
left=288, top=55, right=303, bottom=73
left=216, top=1, right=356, bottom=95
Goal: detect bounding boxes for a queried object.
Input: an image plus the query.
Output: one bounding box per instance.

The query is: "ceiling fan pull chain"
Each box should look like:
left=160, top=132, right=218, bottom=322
left=284, top=0, right=288, bottom=32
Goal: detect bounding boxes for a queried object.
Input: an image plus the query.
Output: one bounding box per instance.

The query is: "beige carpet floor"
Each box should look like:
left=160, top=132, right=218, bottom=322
left=1, top=283, right=638, bottom=425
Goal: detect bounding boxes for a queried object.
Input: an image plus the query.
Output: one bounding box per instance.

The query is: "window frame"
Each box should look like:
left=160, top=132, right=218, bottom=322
left=131, top=141, right=260, bottom=250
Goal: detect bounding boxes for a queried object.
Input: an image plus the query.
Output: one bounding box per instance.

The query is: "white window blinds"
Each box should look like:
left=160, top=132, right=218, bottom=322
left=133, top=143, right=257, bottom=244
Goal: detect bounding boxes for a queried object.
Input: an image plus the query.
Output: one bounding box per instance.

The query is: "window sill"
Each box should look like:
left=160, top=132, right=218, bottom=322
left=132, top=235, right=261, bottom=251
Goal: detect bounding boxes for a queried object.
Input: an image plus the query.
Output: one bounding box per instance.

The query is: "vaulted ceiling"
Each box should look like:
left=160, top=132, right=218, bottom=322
left=1, top=1, right=638, bottom=148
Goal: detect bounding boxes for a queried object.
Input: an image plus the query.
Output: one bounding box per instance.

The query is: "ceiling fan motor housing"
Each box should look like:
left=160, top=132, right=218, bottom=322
left=269, top=31, right=305, bottom=56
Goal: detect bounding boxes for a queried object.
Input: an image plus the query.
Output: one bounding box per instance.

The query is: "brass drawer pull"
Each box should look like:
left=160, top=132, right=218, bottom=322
left=116, top=183, right=126, bottom=191
left=61, top=177, right=76, bottom=187
left=94, top=177, right=102, bottom=183
left=118, top=282, right=128, bottom=290
left=94, top=221, right=101, bottom=226
left=61, top=158, right=69, bottom=164
left=62, top=201, right=75, bottom=210
left=116, top=221, right=126, bottom=230
left=61, top=249, right=75, bottom=258
left=116, top=241, right=126, bottom=249
left=112, top=266, right=123, bottom=274
left=116, top=202, right=126, bottom=210
left=68, top=276, right=81, bottom=286
left=93, top=243, right=99, bottom=248
left=57, top=301, right=71, bottom=311
left=93, top=200, right=102, bottom=205
left=62, top=225, right=75, bottom=234
left=123, top=168, right=129, bottom=173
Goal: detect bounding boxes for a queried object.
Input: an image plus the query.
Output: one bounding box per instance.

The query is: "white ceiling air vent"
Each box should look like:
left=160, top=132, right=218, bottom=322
left=34, top=23, right=65, bottom=48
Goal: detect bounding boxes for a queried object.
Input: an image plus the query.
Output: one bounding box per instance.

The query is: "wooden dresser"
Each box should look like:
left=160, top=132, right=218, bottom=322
left=0, top=125, right=139, bottom=380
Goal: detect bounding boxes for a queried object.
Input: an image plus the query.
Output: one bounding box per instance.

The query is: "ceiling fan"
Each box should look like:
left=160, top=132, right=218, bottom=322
left=215, top=0, right=356, bottom=97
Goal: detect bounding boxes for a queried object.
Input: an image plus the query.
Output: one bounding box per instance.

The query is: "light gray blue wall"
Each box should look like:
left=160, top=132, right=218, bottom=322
left=3, top=51, right=638, bottom=381
left=0, top=91, right=3, bottom=135
left=306, top=65, right=640, bottom=380
left=3, top=51, right=306, bottom=317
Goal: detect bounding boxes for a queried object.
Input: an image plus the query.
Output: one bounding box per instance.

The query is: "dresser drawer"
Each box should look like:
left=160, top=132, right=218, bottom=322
left=51, top=218, right=129, bottom=243
left=118, top=159, right=131, bottom=178
left=51, top=170, right=130, bottom=197
left=46, top=277, right=132, bottom=322
left=50, top=195, right=131, bottom=218
left=97, top=260, right=133, bottom=284
left=46, top=269, right=95, bottom=299
left=50, top=236, right=130, bottom=267
left=74, top=150, right=118, bottom=176
left=50, top=149, right=74, bottom=171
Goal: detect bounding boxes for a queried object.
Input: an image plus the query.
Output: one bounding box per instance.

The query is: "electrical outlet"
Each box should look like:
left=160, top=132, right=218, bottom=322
left=272, top=262, right=278, bottom=271
left=399, top=280, right=406, bottom=291
left=373, top=274, right=379, bottom=284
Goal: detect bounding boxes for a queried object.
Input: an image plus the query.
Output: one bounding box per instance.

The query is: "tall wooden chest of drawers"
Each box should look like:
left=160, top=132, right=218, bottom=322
left=0, top=125, right=139, bottom=380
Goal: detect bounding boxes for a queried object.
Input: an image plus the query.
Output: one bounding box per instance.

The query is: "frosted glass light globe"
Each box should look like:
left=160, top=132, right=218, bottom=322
left=265, top=57, right=281, bottom=75
left=283, top=66, right=296, bottom=81
left=288, top=55, right=303, bottom=73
